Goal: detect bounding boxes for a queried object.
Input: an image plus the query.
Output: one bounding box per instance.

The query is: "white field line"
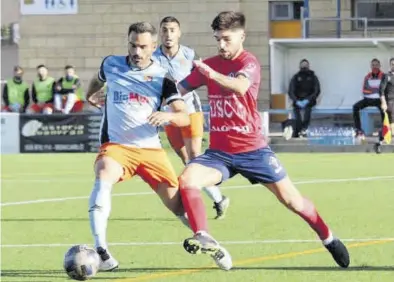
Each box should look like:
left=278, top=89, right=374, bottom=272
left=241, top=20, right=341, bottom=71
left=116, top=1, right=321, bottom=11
left=2, top=171, right=89, bottom=177
left=1, top=176, right=394, bottom=207
left=0, top=156, right=342, bottom=179
left=2, top=238, right=394, bottom=248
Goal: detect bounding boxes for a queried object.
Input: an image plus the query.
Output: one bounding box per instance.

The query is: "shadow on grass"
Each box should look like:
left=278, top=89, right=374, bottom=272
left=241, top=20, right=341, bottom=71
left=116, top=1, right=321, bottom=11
left=2, top=265, right=392, bottom=280
left=0, top=267, right=216, bottom=280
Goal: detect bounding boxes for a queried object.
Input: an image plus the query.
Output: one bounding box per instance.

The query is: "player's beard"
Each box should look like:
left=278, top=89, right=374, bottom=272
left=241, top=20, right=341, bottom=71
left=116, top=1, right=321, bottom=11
left=219, top=48, right=235, bottom=60
left=163, top=40, right=178, bottom=51
left=130, top=55, right=144, bottom=66
left=219, top=45, right=243, bottom=60
left=163, top=39, right=173, bottom=48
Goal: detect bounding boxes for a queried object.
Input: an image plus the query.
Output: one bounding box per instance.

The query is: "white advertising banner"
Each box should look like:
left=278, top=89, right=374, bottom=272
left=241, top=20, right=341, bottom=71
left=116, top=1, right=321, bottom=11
left=20, top=0, right=78, bottom=15
left=1, top=113, right=20, bottom=154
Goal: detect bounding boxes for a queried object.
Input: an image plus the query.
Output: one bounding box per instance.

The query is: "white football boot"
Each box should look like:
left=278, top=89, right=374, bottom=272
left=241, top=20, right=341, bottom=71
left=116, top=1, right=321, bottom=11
left=183, top=231, right=233, bottom=271
left=96, top=247, right=119, bottom=271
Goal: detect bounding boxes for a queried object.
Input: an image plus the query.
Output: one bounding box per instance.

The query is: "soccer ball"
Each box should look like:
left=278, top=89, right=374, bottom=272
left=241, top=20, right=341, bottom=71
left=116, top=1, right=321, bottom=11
left=64, top=245, right=100, bottom=281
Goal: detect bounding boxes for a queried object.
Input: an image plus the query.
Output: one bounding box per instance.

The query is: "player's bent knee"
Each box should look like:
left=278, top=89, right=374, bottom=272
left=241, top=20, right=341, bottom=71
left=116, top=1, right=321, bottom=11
left=179, top=163, right=220, bottom=190
left=94, top=157, right=123, bottom=183
left=178, top=169, right=201, bottom=190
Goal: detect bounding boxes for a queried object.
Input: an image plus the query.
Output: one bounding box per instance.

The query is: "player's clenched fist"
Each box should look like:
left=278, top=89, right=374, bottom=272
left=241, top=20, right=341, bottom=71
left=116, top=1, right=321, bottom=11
left=193, top=59, right=216, bottom=79
left=148, top=111, right=172, bottom=126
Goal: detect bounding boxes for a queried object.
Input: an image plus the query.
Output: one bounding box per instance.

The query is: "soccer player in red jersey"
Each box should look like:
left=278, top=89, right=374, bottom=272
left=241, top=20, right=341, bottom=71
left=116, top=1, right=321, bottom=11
left=176, top=11, right=350, bottom=271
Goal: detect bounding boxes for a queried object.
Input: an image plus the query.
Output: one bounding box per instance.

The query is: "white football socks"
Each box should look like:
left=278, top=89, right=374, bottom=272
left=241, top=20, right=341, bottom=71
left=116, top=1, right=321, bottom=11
left=202, top=186, right=223, bottom=203
left=322, top=231, right=334, bottom=246
left=89, top=179, right=113, bottom=250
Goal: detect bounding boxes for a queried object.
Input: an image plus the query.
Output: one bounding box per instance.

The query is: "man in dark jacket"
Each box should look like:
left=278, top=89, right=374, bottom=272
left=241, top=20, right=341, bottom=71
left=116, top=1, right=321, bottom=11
left=288, top=59, right=321, bottom=137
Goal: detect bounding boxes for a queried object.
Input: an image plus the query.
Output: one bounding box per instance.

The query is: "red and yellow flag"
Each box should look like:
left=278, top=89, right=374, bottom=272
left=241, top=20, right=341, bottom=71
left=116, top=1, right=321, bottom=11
left=382, top=112, right=392, bottom=144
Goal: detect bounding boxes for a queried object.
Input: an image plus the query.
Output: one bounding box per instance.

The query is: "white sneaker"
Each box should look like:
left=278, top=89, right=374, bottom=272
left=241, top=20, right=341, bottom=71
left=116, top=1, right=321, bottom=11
left=283, top=126, right=293, bottom=140
left=183, top=232, right=233, bottom=271
left=96, top=247, right=119, bottom=271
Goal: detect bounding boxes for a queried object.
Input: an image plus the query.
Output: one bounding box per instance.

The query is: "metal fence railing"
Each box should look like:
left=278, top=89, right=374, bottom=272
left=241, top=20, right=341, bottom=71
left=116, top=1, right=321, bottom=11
left=302, top=17, right=394, bottom=38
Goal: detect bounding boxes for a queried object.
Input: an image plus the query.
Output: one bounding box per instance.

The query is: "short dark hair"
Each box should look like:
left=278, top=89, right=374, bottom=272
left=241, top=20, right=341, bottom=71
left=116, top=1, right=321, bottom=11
left=14, top=65, right=23, bottom=72
left=389, top=57, right=394, bottom=64
left=371, top=58, right=380, bottom=64
left=65, top=65, right=74, bottom=70
left=160, top=16, right=180, bottom=27
left=211, top=11, right=246, bottom=31
left=128, top=22, right=157, bottom=37
left=36, top=64, right=47, bottom=69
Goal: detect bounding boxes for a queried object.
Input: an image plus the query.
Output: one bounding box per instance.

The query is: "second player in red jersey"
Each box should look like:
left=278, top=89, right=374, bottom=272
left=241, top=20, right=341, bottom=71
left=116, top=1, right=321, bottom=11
left=181, top=50, right=265, bottom=153
left=177, top=11, right=350, bottom=271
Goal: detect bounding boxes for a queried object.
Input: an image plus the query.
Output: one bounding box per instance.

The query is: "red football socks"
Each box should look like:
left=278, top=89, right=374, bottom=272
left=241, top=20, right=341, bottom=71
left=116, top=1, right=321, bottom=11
left=180, top=188, right=208, bottom=233
left=296, top=197, right=331, bottom=240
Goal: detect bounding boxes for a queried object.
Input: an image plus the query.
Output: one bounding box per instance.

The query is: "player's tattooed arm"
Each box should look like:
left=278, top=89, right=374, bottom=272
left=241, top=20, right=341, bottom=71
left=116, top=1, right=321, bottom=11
left=86, top=74, right=105, bottom=108
left=192, top=60, right=250, bottom=96
left=87, top=56, right=109, bottom=108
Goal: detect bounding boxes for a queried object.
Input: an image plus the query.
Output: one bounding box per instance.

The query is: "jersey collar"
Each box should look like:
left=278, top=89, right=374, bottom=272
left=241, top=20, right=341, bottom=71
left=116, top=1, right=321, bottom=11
left=159, top=45, right=181, bottom=61
left=126, top=55, right=154, bottom=71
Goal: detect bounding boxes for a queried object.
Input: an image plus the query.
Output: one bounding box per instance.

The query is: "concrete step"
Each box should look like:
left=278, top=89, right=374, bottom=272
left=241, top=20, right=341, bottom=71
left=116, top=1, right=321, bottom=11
left=268, top=136, right=394, bottom=153
left=270, top=144, right=394, bottom=153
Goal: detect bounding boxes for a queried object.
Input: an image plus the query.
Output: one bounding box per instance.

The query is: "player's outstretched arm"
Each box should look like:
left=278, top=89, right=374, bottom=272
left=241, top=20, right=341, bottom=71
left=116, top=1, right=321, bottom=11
left=177, top=64, right=207, bottom=96
left=148, top=77, right=190, bottom=127
left=192, top=60, right=251, bottom=96
left=211, top=72, right=250, bottom=96
left=177, top=83, right=190, bottom=96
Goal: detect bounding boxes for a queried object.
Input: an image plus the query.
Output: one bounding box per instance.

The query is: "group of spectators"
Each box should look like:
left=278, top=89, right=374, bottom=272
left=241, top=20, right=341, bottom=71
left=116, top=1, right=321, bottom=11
left=1, top=64, right=85, bottom=114
left=3, top=58, right=393, bottom=150
left=284, top=58, right=394, bottom=151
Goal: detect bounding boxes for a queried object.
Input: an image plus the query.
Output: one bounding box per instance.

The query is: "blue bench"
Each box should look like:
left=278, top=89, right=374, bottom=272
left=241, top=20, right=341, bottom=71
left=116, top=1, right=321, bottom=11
left=267, top=107, right=381, bottom=135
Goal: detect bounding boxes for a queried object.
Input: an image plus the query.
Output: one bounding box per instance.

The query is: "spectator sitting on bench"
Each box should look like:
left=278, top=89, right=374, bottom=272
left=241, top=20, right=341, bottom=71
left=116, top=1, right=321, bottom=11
left=353, top=58, right=386, bottom=144
left=54, top=65, right=84, bottom=114
left=27, top=64, right=56, bottom=114
left=288, top=59, right=321, bottom=138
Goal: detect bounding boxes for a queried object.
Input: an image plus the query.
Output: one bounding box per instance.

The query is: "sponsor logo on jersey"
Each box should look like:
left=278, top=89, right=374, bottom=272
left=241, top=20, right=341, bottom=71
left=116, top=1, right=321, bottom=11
left=113, top=91, right=149, bottom=104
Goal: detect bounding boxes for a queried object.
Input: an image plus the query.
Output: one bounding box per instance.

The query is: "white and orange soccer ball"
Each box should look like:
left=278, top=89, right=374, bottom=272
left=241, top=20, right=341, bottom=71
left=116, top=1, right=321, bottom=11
left=63, top=245, right=100, bottom=281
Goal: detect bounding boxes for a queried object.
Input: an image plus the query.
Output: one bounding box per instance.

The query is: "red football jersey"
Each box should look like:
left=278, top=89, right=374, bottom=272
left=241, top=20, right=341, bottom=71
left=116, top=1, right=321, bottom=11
left=180, top=50, right=267, bottom=154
